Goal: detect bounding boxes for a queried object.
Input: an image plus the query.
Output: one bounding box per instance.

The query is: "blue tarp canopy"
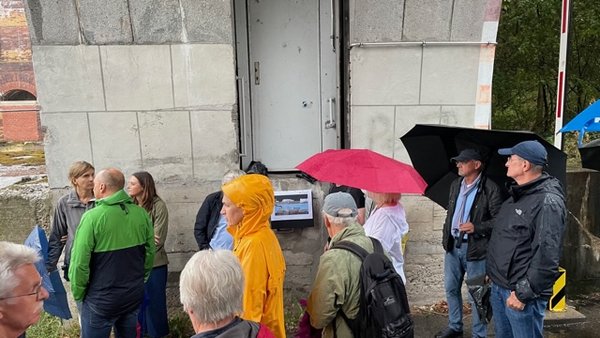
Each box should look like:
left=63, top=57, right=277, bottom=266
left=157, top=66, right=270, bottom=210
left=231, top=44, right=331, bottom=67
left=560, top=100, right=600, bottom=145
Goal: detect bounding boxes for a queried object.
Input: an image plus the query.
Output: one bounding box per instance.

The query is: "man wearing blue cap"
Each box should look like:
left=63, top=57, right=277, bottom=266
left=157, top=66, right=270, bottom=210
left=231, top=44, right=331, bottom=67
left=486, top=140, right=566, bottom=338
left=436, top=149, right=503, bottom=338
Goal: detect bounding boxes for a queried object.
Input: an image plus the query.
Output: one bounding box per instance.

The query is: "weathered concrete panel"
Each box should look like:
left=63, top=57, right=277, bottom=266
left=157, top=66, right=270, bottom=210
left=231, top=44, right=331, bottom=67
left=138, top=111, right=193, bottom=182
left=32, top=46, right=105, bottom=112
left=451, top=0, right=487, bottom=41
left=421, top=46, right=480, bottom=104
left=350, top=47, right=421, bottom=106
left=350, top=0, right=404, bottom=43
left=393, top=105, right=442, bottom=163
left=77, top=0, right=132, bottom=44
left=0, top=186, right=51, bottom=243
left=403, top=0, right=452, bottom=41
left=129, top=0, right=183, bottom=43
left=190, top=110, right=238, bottom=180
left=172, top=44, right=236, bottom=108
left=180, top=0, right=233, bottom=43
left=88, top=112, right=142, bottom=173
left=164, top=201, right=199, bottom=256
left=351, top=106, right=395, bottom=157
left=23, top=0, right=80, bottom=45
left=40, top=113, right=93, bottom=188
left=440, top=105, right=476, bottom=126
left=101, top=45, right=173, bottom=111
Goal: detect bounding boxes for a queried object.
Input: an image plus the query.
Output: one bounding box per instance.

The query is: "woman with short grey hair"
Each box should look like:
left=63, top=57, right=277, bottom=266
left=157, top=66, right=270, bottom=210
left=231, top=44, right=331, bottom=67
left=180, top=250, right=274, bottom=338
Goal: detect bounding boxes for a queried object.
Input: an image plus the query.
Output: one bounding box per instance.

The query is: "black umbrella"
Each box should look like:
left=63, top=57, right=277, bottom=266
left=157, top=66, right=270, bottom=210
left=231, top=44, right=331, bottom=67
left=466, top=274, right=492, bottom=325
left=400, top=124, right=567, bottom=209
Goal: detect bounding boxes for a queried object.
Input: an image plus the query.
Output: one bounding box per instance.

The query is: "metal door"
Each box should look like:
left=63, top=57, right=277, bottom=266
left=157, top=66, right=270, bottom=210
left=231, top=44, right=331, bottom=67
left=235, top=0, right=339, bottom=171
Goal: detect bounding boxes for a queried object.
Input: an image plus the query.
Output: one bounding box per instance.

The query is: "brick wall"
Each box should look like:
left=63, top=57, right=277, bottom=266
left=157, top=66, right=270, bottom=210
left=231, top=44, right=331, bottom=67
left=0, top=0, right=39, bottom=141
left=0, top=104, right=40, bottom=141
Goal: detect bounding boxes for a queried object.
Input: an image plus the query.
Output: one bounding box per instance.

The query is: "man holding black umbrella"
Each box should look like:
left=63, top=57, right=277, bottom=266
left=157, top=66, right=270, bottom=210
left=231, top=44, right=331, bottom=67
left=486, top=141, right=566, bottom=338
left=436, top=149, right=503, bottom=338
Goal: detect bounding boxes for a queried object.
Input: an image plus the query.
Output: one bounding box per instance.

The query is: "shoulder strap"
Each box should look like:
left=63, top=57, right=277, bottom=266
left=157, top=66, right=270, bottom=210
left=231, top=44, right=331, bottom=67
left=331, top=240, right=369, bottom=261
left=369, top=237, right=384, bottom=255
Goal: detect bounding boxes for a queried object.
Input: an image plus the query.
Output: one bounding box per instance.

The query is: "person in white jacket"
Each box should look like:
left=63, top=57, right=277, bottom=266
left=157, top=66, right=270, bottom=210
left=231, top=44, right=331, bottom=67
left=363, top=192, right=409, bottom=284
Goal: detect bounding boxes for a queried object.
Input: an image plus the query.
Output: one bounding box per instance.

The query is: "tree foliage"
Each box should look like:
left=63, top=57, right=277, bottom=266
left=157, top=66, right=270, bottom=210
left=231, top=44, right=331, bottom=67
left=492, top=0, right=600, bottom=142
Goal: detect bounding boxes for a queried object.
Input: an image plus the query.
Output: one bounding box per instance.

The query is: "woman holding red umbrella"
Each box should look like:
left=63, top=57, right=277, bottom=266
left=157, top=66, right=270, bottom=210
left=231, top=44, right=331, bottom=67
left=363, top=192, right=409, bottom=284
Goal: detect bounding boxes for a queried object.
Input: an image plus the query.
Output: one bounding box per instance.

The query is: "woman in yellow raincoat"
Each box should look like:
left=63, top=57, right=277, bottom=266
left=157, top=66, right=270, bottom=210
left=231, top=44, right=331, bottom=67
left=221, top=174, right=286, bottom=338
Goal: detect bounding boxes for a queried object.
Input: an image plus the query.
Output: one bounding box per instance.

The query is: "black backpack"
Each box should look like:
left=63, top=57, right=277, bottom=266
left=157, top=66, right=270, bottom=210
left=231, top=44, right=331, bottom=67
left=331, top=237, right=414, bottom=338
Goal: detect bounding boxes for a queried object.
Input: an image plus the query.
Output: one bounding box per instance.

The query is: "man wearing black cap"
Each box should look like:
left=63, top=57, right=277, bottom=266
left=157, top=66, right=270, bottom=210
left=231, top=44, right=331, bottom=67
left=436, top=149, right=503, bottom=338
left=307, top=192, right=374, bottom=338
left=487, top=140, right=566, bottom=338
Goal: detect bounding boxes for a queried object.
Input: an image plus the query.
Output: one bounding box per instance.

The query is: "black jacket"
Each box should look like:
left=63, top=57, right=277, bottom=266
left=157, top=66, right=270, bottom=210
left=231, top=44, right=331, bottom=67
left=442, top=175, right=504, bottom=261
left=194, top=191, right=223, bottom=250
left=486, top=173, right=566, bottom=302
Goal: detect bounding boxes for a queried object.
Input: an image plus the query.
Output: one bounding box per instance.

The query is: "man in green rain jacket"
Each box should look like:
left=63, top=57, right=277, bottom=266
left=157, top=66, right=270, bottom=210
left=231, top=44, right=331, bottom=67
left=69, top=168, right=155, bottom=338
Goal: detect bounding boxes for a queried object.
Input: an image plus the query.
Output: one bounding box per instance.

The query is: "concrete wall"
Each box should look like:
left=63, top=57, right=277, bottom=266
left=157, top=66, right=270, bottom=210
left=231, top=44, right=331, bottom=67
left=348, top=0, right=501, bottom=304
left=562, top=170, right=600, bottom=281
left=24, top=0, right=239, bottom=271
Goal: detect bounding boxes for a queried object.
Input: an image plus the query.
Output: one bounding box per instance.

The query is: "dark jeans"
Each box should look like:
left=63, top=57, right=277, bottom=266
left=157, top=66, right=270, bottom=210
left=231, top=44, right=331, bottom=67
left=139, top=265, right=169, bottom=337
left=80, top=300, right=139, bottom=338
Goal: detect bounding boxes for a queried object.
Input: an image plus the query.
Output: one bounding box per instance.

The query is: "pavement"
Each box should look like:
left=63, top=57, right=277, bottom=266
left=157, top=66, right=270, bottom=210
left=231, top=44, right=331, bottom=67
left=412, top=305, right=592, bottom=337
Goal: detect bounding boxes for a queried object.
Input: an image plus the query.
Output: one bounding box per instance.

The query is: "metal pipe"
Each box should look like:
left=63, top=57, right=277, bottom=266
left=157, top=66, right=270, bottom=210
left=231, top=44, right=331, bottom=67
left=348, top=40, right=497, bottom=49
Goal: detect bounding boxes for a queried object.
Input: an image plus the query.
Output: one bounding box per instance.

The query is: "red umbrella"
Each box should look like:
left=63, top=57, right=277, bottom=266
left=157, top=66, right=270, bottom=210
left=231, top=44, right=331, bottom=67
left=296, top=149, right=427, bottom=194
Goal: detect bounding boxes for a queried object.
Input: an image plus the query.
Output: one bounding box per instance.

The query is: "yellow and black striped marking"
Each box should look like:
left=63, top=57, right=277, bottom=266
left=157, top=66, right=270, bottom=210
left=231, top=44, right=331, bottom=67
left=548, top=267, right=566, bottom=312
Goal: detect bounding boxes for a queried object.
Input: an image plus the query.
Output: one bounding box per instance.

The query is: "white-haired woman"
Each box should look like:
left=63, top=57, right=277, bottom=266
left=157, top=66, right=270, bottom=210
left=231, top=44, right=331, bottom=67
left=363, top=192, right=409, bottom=284
left=180, top=250, right=275, bottom=338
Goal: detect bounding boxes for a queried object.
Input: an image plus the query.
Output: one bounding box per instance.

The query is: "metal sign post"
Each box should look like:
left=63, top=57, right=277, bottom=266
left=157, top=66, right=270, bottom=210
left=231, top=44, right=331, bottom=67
left=554, top=0, right=571, bottom=149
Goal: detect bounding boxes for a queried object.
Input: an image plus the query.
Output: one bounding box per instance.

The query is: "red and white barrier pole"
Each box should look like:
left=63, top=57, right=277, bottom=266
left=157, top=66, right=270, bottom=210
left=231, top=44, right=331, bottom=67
left=554, top=0, right=571, bottom=149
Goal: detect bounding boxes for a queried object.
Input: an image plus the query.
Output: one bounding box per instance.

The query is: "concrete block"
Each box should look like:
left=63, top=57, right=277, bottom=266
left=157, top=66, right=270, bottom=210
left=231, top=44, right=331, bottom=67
left=87, top=112, right=142, bottom=173
left=432, top=204, right=447, bottom=230
left=167, top=252, right=195, bottom=272
left=405, top=253, right=445, bottom=305
left=129, top=0, right=183, bottom=43
left=32, top=46, right=105, bottom=112
left=101, top=45, right=173, bottom=111
left=393, top=105, right=442, bottom=163
left=172, top=45, right=236, bottom=109
left=23, top=0, right=80, bottom=45
left=403, top=0, right=453, bottom=41
left=402, top=195, right=435, bottom=225
left=440, top=105, right=476, bottom=126
left=350, top=47, right=421, bottom=105
left=137, top=111, right=193, bottom=182
left=40, top=113, right=93, bottom=188
left=190, top=110, right=238, bottom=180
left=451, top=0, right=487, bottom=41
left=351, top=106, right=395, bottom=157
left=77, top=0, right=132, bottom=44
left=421, top=46, right=480, bottom=104
left=163, top=201, right=199, bottom=255
left=350, top=0, right=404, bottom=43
left=180, top=0, right=233, bottom=43
left=159, top=181, right=221, bottom=205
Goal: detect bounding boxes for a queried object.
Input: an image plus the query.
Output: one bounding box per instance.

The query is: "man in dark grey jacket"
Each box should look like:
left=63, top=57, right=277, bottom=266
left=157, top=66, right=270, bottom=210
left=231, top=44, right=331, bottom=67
left=436, top=149, right=503, bottom=338
left=487, top=140, right=566, bottom=338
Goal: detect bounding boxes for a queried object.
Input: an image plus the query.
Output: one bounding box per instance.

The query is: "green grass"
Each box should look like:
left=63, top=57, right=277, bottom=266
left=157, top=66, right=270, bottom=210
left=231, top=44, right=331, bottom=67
left=27, top=312, right=79, bottom=338
left=26, top=311, right=194, bottom=338
left=0, top=141, right=45, bottom=166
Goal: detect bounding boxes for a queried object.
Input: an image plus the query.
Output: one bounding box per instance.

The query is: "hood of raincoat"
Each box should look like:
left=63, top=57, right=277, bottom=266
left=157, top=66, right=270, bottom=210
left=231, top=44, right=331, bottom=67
left=222, top=174, right=275, bottom=240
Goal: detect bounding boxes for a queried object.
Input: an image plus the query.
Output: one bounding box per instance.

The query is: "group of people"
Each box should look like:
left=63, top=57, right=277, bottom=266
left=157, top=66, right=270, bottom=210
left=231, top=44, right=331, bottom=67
left=0, top=139, right=566, bottom=338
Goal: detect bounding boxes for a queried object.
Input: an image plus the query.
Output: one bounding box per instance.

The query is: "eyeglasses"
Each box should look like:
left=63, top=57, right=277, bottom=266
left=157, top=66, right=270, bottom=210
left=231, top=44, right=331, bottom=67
left=506, top=155, right=525, bottom=164
left=0, top=282, right=44, bottom=302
